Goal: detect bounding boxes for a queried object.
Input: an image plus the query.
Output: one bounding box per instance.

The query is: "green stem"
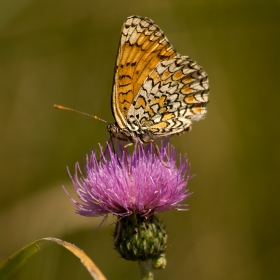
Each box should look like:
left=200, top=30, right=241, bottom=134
left=138, top=259, right=154, bottom=280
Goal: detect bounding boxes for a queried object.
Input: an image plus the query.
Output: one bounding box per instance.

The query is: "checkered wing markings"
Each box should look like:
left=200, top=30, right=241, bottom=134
left=127, top=56, right=209, bottom=136
left=112, top=15, right=177, bottom=129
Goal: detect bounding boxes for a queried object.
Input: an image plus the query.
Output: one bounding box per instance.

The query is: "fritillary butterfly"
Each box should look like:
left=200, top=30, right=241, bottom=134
left=107, top=15, right=209, bottom=144
left=55, top=16, right=209, bottom=147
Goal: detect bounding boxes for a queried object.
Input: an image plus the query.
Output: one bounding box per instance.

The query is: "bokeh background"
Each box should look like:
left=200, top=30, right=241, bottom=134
left=1, top=0, right=280, bottom=279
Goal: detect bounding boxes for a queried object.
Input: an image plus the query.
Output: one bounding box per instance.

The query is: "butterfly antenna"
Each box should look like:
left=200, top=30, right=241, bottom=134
left=54, top=104, right=108, bottom=123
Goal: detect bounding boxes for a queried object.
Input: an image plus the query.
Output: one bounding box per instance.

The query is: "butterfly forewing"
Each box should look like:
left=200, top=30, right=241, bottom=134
left=112, top=16, right=177, bottom=129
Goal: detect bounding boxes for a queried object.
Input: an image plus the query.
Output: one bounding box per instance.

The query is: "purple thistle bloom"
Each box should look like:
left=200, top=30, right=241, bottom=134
left=65, top=141, right=193, bottom=218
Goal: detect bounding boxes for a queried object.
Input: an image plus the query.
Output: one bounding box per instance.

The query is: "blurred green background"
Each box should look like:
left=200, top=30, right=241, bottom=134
left=1, top=0, right=280, bottom=279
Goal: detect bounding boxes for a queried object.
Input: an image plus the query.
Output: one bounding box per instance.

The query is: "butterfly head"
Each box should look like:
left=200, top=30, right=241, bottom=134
left=107, top=123, right=137, bottom=143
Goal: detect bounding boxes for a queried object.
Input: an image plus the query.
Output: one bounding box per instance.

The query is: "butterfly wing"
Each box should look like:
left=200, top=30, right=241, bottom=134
left=112, top=16, right=177, bottom=129
left=127, top=56, right=209, bottom=137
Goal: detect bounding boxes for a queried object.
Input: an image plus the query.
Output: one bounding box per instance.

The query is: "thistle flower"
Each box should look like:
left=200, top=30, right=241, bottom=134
left=65, top=140, right=193, bottom=274
left=65, top=141, right=192, bottom=218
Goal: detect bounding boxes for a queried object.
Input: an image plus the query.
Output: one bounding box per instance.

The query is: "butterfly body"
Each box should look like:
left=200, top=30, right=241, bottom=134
left=108, top=16, right=209, bottom=143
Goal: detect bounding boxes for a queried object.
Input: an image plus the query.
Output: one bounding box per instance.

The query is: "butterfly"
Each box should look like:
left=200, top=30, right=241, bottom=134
left=107, top=15, right=209, bottom=146
left=54, top=16, right=209, bottom=147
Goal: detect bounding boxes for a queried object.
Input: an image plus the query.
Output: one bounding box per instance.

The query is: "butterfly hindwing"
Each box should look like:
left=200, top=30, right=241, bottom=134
left=127, top=56, right=209, bottom=136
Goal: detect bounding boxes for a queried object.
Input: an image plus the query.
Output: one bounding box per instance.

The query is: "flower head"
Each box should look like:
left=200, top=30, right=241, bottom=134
left=65, top=141, right=193, bottom=218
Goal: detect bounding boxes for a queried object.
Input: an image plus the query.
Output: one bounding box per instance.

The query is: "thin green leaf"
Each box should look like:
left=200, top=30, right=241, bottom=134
left=0, top=237, right=107, bottom=280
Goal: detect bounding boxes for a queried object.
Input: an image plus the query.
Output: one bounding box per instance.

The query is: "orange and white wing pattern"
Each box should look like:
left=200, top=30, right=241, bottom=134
left=112, top=16, right=177, bottom=130
left=127, top=56, right=209, bottom=137
left=110, top=15, right=209, bottom=142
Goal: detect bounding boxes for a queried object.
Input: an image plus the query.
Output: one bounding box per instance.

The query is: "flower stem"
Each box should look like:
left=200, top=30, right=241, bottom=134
left=138, top=259, right=154, bottom=280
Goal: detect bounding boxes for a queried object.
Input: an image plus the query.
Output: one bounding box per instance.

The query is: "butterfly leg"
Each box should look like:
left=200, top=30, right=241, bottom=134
left=123, top=142, right=134, bottom=176
left=97, top=135, right=114, bottom=163
left=97, top=137, right=125, bottom=169
left=146, top=139, right=170, bottom=169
